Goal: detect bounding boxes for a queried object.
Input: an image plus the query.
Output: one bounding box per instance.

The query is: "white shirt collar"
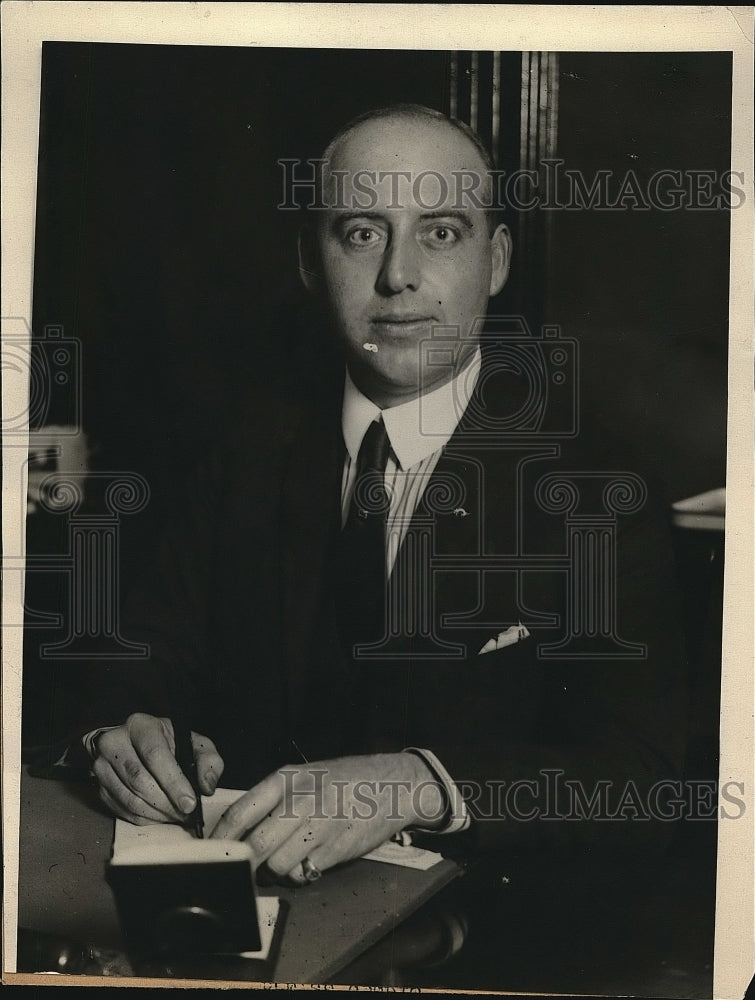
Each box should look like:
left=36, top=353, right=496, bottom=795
left=342, top=348, right=482, bottom=470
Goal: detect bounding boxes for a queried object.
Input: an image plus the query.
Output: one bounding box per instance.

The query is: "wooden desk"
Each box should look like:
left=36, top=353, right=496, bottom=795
left=16, top=769, right=462, bottom=983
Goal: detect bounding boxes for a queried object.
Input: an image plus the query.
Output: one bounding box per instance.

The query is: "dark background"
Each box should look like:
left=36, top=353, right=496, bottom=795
left=25, top=44, right=730, bottom=755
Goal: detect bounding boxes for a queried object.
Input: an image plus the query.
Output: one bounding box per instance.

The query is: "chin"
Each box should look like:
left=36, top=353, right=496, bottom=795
left=346, top=350, right=416, bottom=400
left=374, top=353, right=424, bottom=389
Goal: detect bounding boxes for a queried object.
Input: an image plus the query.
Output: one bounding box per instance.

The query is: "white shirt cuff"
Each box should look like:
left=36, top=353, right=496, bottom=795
left=81, top=726, right=118, bottom=760
left=404, top=747, right=471, bottom=834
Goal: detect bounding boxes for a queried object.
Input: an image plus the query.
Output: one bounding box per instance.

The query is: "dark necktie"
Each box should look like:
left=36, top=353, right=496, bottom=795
left=337, top=417, right=392, bottom=657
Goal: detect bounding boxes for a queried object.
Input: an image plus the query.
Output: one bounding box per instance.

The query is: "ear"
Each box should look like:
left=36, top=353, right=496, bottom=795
left=488, top=223, right=513, bottom=297
left=298, top=225, right=320, bottom=293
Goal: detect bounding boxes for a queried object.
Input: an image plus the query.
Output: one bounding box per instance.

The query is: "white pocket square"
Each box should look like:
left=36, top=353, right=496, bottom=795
left=478, top=623, right=531, bottom=655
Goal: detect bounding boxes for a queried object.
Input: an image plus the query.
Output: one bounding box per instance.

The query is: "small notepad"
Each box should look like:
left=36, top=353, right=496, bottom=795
left=113, top=786, right=245, bottom=855
left=362, top=840, right=444, bottom=870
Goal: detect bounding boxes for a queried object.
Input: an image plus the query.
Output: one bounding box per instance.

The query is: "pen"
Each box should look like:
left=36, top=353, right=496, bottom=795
left=173, top=719, right=204, bottom=839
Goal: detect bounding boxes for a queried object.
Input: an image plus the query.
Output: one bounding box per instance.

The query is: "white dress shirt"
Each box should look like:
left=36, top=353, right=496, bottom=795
left=340, top=350, right=482, bottom=834
left=341, top=348, right=482, bottom=577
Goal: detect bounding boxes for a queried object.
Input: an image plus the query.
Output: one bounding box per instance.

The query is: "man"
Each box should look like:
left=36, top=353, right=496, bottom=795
left=82, top=105, right=687, bottom=884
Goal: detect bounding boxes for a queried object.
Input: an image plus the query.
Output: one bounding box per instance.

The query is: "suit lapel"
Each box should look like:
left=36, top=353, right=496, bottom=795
left=390, top=357, right=536, bottom=660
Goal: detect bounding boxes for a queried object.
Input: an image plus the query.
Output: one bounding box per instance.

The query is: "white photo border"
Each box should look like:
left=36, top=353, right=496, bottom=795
left=2, top=4, right=753, bottom=995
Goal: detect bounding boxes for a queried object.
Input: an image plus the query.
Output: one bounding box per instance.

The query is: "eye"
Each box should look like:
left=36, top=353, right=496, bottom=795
left=424, top=224, right=460, bottom=247
left=346, top=226, right=384, bottom=248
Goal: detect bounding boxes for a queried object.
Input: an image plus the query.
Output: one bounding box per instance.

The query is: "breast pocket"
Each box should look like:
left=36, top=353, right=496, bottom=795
left=458, top=638, right=544, bottom=737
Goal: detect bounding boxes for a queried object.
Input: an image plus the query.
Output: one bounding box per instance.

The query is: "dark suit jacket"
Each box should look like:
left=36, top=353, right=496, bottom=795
left=82, top=343, right=688, bottom=855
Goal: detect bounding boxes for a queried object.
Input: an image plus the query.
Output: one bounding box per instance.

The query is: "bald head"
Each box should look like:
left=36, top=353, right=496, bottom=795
left=317, top=104, right=498, bottom=232
left=322, top=103, right=495, bottom=175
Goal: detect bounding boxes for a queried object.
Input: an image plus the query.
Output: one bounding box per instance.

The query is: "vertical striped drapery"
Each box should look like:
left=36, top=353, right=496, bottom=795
left=519, top=52, right=559, bottom=320
left=447, top=51, right=560, bottom=322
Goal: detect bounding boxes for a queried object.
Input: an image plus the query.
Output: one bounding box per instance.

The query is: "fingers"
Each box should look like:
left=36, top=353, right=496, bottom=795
left=264, top=823, right=335, bottom=884
left=92, top=713, right=226, bottom=825
left=93, top=757, right=179, bottom=825
left=191, top=731, right=224, bottom=796
left=96, top=723, right=186, bottom=823
left=210, top=772, right=283, bottom=841
left=244, top=812, right=305, bottom=873
left=210, top=772, right=324, bottom=876
left=99, top=783, right=147, bottom=825
left=127, top=715, right=198, bottom=814
left=283, top=847, right=331, bottom=886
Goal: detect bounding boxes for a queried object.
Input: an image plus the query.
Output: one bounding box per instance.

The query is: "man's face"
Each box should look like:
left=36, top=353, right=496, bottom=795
left=301, top=116, right=511, bottom=406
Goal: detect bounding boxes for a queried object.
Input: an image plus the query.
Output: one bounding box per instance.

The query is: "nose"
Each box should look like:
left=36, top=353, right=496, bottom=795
left=376, top=233, right=422, bottom=295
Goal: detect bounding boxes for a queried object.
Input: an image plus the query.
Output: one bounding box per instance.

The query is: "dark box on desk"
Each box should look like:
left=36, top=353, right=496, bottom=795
left=107, top=840, right=261, bottom=957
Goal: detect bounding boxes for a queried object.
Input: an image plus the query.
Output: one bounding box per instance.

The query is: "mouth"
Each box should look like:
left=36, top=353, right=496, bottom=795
left=370, top=315, right=437, bottom=336
left=372, top=314, right=436, bottom=324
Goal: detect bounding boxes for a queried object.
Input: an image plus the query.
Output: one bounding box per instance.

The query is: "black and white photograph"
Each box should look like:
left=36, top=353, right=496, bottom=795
left=2, top=4, right=753, bottom=995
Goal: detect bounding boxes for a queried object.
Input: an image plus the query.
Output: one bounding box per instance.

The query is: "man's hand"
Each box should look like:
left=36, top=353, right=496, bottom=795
left=210, top=753, right=446, bottom=884
left=92, top=713, right=224, bottom=825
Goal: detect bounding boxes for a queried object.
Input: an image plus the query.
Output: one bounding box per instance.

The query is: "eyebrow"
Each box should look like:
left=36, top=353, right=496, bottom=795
left=331, top=211, right=384, bottom=223
left=330, top=210, right=476, bottom=230
left=419, top=210, right=476, bottom=230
